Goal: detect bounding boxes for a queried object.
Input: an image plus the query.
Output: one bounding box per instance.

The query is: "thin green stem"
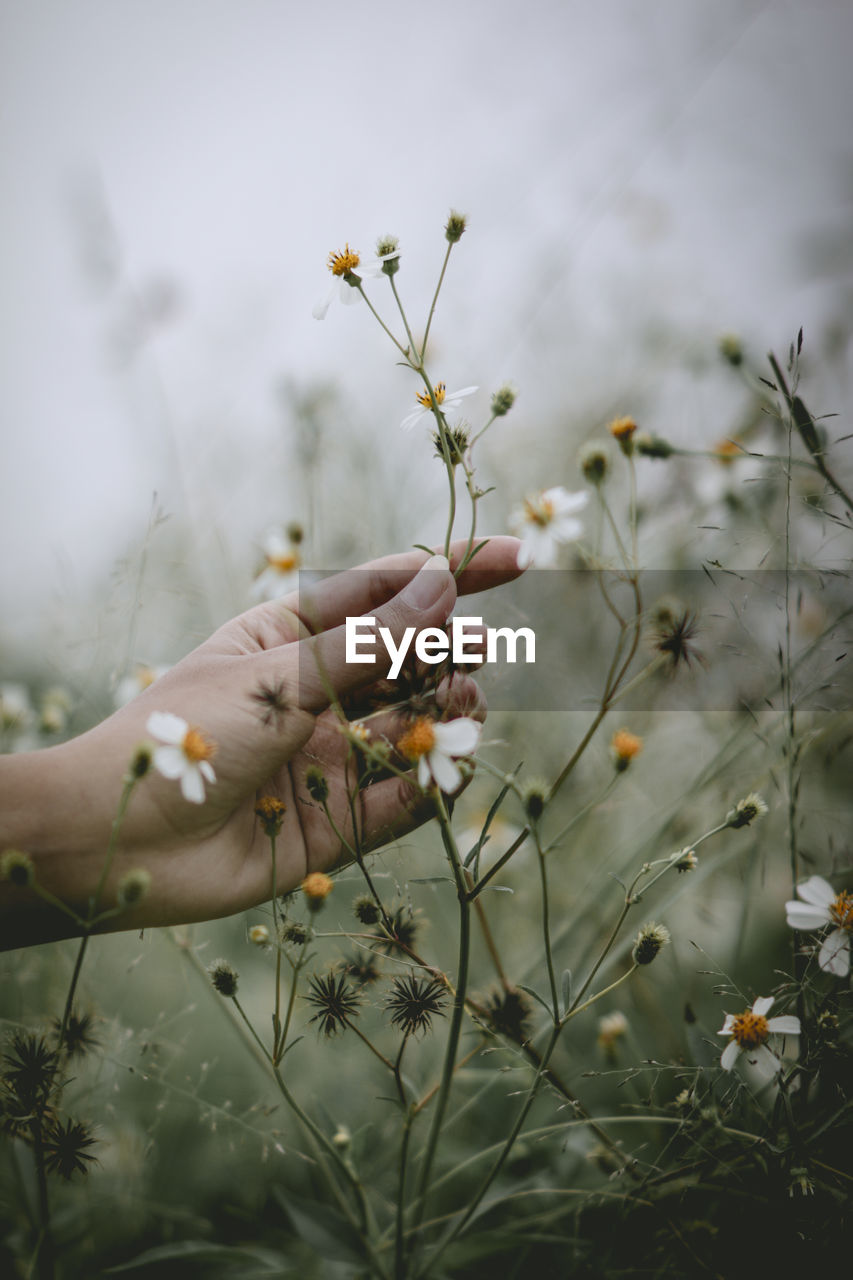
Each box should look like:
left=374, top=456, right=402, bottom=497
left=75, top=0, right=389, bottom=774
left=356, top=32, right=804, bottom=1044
left=421, top=242, right=453, bottom=361
left=410, top=792, right=472, bottom=1237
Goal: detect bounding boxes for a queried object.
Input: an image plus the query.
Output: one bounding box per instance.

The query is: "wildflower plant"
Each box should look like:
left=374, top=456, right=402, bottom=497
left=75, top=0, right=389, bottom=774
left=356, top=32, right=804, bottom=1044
left=3, top=216, right=853, bottom=1280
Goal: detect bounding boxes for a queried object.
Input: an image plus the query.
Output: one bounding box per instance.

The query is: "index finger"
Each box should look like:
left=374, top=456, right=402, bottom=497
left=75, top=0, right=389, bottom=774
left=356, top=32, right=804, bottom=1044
left=292, top=536, right=524, bottom=635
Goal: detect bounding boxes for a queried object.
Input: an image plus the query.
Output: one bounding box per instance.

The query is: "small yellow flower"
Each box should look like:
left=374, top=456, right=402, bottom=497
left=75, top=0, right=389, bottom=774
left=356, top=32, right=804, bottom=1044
left=255, top=795, right=287, bottom=837
left=610, top=728, right=643, bottom=772
left=302, top=872, right=334, bottom=908
left=608, top=415, right=637, bottom=441
left=713, top=438, right=742, bottom=465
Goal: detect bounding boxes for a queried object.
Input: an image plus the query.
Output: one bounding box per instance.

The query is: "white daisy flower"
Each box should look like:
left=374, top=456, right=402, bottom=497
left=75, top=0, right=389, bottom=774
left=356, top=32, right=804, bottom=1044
left=400, top=382, right=479, bottom=433
left=312, top=243, right=399, bottom=320
left=509, top=486, right=588, bottom=568
left=398, top=716, right=481, bottom=794
left=114, top=663, right=170, bottom=709
left=251, top=530, right=301, bottom=601
left=718, top=995, right=800, bottom=1075
left=146, top=711, right=217, bottom=805
left=785, top=875, right=852, bottom=977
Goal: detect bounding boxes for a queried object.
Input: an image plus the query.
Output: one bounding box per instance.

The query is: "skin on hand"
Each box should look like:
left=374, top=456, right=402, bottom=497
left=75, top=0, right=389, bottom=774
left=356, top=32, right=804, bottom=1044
left=0, top=538, right=523, bottom=948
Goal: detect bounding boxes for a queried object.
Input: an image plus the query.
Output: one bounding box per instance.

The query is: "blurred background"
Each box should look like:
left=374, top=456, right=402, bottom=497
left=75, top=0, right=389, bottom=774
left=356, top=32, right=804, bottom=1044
left=2, top=0, right=852, bottom=679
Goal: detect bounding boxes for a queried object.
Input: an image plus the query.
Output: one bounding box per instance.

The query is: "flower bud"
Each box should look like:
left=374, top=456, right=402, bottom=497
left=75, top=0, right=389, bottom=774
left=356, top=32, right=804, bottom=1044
left=633, top=922, right=670, bottom=966
left=116, top=868, right=152, bottom=908
left=0, top=848, right=35, bottom=888
left=490, top=384, right=516, bottom=417
left=719, top=334, right=743, bottom=366
left=578, top=442, right=610, bottom=486
left=726, top=792, right=768, bottom=829
left=521, top=778, right=549, bottom=822
left=445, top=210, right=467, bottom=244
left=305, top=767, right=329, bottom=804
left=635, top=433, right=675, bottom=459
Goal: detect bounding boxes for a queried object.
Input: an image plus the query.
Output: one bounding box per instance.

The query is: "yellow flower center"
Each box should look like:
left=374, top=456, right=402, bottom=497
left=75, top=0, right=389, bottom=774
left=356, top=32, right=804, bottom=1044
left=831, top=891, right=853, bottom=931
left=302, top=871, right=334, bottom=900
left=416, top=382, right=446, bottom=410
left=255, top=796, right=287, bottom=821
left=267, top=551, right=299, bottom=573
left=523, top=495, right=555, bottom=528
left=730, top=1010, right=769, bottom=1049
left=182, top=727, right=216, bottom=763
left=611, top=728, right=643, bottom=762
left=327, top=244, right=360, bottom=276
left=398, top=717, right=437, bottom=762
left=714, top=438, right=742, bottom=465
left=608, top=415, right=637, bottom=440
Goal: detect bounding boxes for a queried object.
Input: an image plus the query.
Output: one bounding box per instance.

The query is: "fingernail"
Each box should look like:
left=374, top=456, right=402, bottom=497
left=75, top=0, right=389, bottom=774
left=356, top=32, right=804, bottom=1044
left=401, top=554, right=451, bottom=609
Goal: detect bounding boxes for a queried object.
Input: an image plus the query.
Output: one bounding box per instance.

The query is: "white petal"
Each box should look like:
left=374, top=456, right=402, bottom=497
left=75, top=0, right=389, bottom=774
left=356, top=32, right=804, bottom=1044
left=199, top=761, right=216, bottom=785
left=515, top=538, right=536, bottom=569
left=752, top=996, right=774, bottom=1017
left=445, top=385, right=479, bottom=404
left=785, top=902, right=832, bottom=930
left=147, top=711, right=188, bottom=744
left=796, top=875, right=836, bottom=907
left=417, top=756, right=431, bottom=790
left=547, top=488, right=588, bottom=516
left=718, top=1014, right=735, bottom=1035
left=152, top=745, right=187, bottom=779
left=767, top=1015, right=800, bottom=1036
left=818, top=929, right=850, bottom=977
left=720, top=1040, right=741, bottom=1071
left=340, top=282, right=361, bottom=306
left=312, top=286, right=335, bottom=320
left=400, top=406, right=427, bottom=432
left=748, top=1045, right=781, bottom=1077
left=552, top=516, right=585, bottom=543
left=433, top=718, right=481, bottom=757
left=428, top=750, right=463, bottom=794
left=180, top=766, right=207, bottom=804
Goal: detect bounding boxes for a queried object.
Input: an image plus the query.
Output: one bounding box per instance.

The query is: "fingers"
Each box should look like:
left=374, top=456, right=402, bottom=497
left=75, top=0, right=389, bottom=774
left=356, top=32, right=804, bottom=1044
left=282, top=555, right=459, bottom=713
left=246, top=537, right=524, bottom=646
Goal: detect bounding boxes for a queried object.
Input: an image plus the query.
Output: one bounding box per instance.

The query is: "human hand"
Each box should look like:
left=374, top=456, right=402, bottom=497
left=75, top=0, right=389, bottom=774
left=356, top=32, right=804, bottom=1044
left=0, top=539, right=522, bottom=947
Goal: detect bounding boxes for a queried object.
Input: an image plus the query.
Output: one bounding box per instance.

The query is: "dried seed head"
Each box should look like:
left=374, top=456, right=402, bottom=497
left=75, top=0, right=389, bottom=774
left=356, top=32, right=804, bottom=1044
left=353, top=894, right=381, bottom=926
left=726, top=793, right=768, bottom=829
left=279, top=920, right=308, bottom=947
left=633, top=922, right=670, bottom=966
left=207, top=958, right=239, bottom=997
left=129, top=744, right=153, bottom=779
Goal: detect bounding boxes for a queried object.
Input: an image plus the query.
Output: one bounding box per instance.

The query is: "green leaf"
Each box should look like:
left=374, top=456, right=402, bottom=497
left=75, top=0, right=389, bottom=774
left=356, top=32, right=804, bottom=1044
left=517, top=984, right=553, bottom=1017
left=273, top=1187, right=366, bottom=1265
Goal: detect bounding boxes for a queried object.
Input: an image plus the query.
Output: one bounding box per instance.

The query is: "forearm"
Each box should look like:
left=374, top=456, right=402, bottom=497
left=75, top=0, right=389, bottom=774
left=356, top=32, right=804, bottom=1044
left=0, top=736, right=148, bottom=950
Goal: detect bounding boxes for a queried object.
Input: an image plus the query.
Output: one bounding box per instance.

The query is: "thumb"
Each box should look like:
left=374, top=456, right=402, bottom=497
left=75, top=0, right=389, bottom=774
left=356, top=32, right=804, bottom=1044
left=288, top=554, right=457, bottom=712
